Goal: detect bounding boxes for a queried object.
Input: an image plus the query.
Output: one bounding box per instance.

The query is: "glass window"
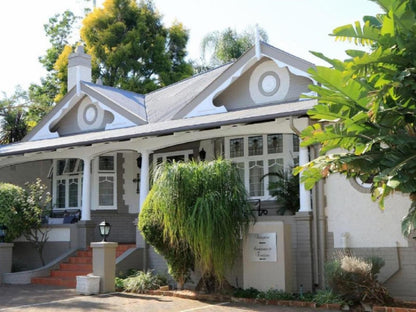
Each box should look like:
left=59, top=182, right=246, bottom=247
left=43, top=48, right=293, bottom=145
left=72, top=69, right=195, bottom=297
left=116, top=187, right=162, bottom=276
left=248, top=136, right=263, bottom=156
left=68, top=178, right=79, bottom=207
left=56, top=179, right=66, bottom=208
left=268, top=158, right=284, bottom=184
left=99, top=156, right=114, bottom=171
left=293, top=134, right=299, bottom=152
left=267, top=134, right=283, bottom=154
left=57, top=160, right=66, bottom=176
left=249, top=160, right=264, bottom=196
left=99, top=176, right=114, bottom=206
left=230, top=138, right=244, bottom=158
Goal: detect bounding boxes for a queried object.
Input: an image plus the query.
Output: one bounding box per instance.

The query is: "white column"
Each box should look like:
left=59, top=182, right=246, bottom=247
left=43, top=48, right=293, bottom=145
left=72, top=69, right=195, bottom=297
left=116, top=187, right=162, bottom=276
left=82, top=157, right=92, bottom=220
left=139, top=150, right=151, bottom=211
left=299, top=144, right=312, bottom=212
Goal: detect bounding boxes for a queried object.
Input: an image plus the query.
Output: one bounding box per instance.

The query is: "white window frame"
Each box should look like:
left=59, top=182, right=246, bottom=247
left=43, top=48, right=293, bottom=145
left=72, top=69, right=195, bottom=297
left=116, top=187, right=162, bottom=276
left=153, top=149, right=194, bottom=166
left=225, top=134, right=299, bottom=200
left=52, top=159, right=83, bottom=210
left=94, top=153, right=117, bottom=210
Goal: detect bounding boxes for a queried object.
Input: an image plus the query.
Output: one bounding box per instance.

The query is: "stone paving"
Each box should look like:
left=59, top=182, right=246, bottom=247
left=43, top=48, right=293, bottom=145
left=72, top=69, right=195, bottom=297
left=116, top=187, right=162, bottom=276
left=0, top=284, right=333, bottom=312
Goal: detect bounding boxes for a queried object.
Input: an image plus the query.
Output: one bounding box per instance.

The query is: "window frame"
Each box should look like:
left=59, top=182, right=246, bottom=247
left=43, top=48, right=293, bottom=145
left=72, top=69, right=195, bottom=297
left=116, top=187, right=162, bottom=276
left=52, top=159, right=83, bottom=210
left=225, top=134, right=299, bottom=200
left=94, top=153, right=117, bottom=210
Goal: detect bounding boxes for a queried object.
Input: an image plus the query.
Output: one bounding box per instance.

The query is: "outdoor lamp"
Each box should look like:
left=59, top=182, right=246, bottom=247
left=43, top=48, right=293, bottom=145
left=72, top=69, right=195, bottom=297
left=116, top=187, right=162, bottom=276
left=199, top=148, right=206, bottom=161
left=99, top=220, right=111, bottom=242
left=0, top=224, right=7, bottom=243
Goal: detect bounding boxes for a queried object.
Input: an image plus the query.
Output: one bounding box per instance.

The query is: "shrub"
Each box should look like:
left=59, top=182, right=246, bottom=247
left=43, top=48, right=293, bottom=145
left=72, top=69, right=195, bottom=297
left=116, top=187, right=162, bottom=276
left=312, top=289, right=345, bottom=306
left=325, top=253, right=392, bottom=305
left=0, top=183, right=26, bottom=242
left=256, top=289, right=295, bottom=301
left=233, top=287, right=260, bottom=299
left=123, top=271, right=163, bottom=293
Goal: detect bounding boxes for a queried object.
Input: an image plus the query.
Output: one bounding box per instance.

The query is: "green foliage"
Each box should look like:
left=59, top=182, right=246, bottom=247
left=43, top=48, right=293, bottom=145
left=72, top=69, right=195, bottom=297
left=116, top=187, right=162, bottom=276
left=233, top=287, right=260, bottom=299
left=0, top=183, right=27, bottom=242
left=294, top=0, right=416, bottom=235
left=312, top=289, right=345, bottom=306
left=201, top=26, right=268, bottom=67
left=325, top=253, right=391, bottom=305
left=139, top=159, right=253, bottom=291
left=122, top=270, right=163, bottom=293
left=263, top=167, right=299, bottom=215
left=256, top=289, right=295, bottom=301
left=80, top=0, right=193, bottom=93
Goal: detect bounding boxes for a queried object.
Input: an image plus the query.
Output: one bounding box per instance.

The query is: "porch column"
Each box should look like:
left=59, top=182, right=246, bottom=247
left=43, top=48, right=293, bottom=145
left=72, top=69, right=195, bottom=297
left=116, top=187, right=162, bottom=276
left=299, top=144, right=312, bottom=212
left=139, top=150, right=151, bottom=211
left=82, top=157, right=92, bottom=220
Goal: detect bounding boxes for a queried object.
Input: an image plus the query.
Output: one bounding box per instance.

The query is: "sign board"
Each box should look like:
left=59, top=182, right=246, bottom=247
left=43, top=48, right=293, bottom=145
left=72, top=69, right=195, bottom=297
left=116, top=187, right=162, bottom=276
left=247, top=232, right=277, bottom=262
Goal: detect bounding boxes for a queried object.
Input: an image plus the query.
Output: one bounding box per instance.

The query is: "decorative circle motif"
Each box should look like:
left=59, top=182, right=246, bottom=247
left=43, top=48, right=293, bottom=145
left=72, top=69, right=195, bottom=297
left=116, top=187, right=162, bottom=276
left=258, top=71, right=280, bottom=96
left=249, top=60, right=290, bottom=105
left=77, top=98, right=104, bottom=130
left=84, top=104, right=98, bottom=125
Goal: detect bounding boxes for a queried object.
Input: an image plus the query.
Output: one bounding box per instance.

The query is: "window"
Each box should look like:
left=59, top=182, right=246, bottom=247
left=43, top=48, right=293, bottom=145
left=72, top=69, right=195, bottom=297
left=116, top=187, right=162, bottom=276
left=226, top=134, right=299, bottom=199
left=96, top=154, right=117, bottom=209
left=153, top=150, right=194, bottom=166
left=51, top=154, right=117, bottom=210
left=53, top=159, right=83, bottom=209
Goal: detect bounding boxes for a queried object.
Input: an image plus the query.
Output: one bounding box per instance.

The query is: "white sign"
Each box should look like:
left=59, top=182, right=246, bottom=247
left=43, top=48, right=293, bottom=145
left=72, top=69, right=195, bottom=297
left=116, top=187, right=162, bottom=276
left=248, top=232, right=277, bottom=262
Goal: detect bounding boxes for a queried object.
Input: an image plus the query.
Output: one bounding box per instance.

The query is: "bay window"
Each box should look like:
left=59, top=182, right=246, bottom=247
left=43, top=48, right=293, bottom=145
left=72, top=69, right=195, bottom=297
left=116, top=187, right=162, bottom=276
left=225, top=134, right=298, bottom=199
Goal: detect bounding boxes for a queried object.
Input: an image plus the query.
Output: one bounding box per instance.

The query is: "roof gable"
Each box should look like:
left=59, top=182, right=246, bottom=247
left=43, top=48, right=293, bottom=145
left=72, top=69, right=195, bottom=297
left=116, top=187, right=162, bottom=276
left=24, top=82, right=146, bottom=142
left=174, top=41, right=315, bottom=119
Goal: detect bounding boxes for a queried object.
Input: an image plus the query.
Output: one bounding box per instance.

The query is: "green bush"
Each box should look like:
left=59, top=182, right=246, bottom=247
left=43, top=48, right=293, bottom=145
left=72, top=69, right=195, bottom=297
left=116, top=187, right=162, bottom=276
left=256, top=289, right=295, bottom=301
left=312, top=289, right=345, bottom=306
left=325, top=253, right=391, bottom=305
left=0, top=183, right=27, bottom=242
left=233, top=287, right=260, bottom=299
left=122, top=271, right=163, bottom=293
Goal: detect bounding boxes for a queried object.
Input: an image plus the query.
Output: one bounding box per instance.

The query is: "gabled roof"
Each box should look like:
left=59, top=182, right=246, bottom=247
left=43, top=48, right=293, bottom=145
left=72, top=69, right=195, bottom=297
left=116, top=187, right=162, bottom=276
left=145, top=64, right=230, bottom=123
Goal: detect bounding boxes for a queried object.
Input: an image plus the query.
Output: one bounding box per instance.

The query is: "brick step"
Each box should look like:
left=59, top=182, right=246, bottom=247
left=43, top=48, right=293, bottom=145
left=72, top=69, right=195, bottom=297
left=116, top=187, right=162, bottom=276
left=31, top=244, right=136, bottom=288
left=60, top=263, right=92, bottom=271
left=51, top=269, right=91, bottom=278
left=32, top=277, right=76, bottom=288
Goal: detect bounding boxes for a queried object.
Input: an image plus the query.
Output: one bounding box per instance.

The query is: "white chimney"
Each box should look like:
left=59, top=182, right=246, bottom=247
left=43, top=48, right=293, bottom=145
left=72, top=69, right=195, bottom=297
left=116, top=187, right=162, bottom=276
left=67, top=46, right=92, bottom=93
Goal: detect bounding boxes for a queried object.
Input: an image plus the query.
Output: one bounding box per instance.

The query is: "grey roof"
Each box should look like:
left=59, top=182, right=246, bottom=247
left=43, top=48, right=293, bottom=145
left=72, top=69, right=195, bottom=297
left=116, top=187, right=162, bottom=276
left=81, top=81, right=147, bottom=122
left=145, top=64, right=230, bottom=123
left=0, top=100, right=315, bottom=157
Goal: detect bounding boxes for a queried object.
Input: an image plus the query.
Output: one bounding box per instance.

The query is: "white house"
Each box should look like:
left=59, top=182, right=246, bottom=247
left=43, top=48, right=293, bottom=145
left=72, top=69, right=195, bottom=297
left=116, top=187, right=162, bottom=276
left=0, top=43, right=414, bottom=298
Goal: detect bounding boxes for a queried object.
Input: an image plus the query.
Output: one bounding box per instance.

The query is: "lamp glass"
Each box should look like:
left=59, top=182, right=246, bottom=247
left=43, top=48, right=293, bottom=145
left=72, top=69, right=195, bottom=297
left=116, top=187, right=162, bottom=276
left=99, top=220, right=111, bottom=241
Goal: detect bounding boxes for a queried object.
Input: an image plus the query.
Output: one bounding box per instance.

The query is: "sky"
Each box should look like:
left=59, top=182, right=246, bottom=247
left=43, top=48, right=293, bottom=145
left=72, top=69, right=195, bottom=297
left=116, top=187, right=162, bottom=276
left=0, top=0, right=382, bottom=97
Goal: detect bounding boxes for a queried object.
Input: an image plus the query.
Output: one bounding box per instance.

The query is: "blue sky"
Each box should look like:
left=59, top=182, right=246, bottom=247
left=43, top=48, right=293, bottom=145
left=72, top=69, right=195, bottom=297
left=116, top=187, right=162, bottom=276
left=0, top=0, right=381, bottom=97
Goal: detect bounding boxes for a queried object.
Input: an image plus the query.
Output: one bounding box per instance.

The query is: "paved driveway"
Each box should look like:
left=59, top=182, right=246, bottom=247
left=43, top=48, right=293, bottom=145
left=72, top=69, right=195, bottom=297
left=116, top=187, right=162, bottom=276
left=0, top=284, right=327, bottom=312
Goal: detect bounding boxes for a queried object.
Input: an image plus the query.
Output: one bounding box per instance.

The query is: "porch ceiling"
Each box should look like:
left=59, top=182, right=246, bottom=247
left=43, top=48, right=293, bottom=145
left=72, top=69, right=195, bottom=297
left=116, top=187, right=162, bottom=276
left=0, top=99, right=315, bottom=161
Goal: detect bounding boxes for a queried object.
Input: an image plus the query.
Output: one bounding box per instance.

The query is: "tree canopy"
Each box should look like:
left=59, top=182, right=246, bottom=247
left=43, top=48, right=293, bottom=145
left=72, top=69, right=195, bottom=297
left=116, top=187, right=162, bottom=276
left=200, top=26, right=268, bottom=67
left=80, top=0, right=193, bottom=93
left=294, top=0, right=416, bottom=235
left=139, top=159, right=253, bottom=291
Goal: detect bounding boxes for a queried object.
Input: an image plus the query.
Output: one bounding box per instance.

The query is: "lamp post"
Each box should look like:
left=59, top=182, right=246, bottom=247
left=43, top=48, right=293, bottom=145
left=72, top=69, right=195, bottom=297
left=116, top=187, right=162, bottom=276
left=0, top=225, right=7, bottom=243
left=98, top=221, right=111, bottom=242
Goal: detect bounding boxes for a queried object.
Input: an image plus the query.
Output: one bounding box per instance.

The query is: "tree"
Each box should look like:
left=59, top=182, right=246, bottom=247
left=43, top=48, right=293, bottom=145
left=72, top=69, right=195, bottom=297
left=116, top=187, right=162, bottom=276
left=294, top=0, right=416, bottom=236
left=0, top=88, right=30, bottom=144
left=200, top=26, right=268, bottom=67
left=80, top=0, right=193, bottom=93
left=138, top=159, right=254, bottom=292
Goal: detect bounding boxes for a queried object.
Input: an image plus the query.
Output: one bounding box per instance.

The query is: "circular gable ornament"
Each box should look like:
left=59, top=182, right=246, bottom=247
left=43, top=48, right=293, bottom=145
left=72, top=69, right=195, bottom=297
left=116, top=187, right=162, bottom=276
left=77, top=99, right=104, bottom=130
left=249, top=60, right=290, bottom=105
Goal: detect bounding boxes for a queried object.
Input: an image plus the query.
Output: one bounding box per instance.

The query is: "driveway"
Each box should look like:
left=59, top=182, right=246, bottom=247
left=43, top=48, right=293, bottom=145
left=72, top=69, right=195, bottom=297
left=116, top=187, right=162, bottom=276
left=0, top=284, right=329, bottom=312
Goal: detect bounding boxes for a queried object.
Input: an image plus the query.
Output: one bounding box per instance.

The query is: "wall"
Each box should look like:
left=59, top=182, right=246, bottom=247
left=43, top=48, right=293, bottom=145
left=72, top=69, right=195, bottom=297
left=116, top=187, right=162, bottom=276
left=0, top=160, right=51, bottom=188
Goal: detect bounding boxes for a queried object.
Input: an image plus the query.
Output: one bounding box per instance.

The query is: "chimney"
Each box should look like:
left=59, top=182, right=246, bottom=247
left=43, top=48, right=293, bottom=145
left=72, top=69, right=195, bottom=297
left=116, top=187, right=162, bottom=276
left=67, top=46, right=92, bottom=93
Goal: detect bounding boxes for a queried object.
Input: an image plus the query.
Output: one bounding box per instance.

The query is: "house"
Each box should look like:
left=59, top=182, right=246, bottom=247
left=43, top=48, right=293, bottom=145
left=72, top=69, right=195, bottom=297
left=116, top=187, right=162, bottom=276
left=0, top=43, right=414, bottom=298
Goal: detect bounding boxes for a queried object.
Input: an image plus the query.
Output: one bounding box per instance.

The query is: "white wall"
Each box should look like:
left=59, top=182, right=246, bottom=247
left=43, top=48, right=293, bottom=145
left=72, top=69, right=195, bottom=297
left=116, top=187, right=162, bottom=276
left=325, top=174, right=410, bottom=248
left=122, top=151, right=140, bottom=214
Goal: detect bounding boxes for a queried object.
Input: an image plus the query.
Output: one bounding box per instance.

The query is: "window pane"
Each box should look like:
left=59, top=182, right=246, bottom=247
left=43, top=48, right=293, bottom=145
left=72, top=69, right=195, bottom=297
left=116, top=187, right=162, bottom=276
left=230, top=138, right=244, bottom=158
left=68, top=178, right=78, bottom=207
left=248, top=136, right=263, bottom=156
left=293, top=134, right=299, bottom=152
left=56, top=179, right=66, bottom=208
left=249, top=160, right=264, bottom=196
left=268, top=159, right=284, bottom=185
left=99, top=156, right=114, bottom=171
left=167, top=155, right=185, bottom=163
left=267, top=134, right=283, bottom=154
left=57, top=160, right=66, bottom=175
left=99, top=176, right=114, bottom=206
left=235, top=162, right=245, bottom=183
left=65, top=159, right=77, bottom=173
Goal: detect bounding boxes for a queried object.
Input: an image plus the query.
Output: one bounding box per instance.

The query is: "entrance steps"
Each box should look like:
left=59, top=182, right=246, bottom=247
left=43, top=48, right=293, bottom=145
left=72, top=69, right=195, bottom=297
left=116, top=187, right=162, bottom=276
left=31, top=243, right=136, bottom=288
